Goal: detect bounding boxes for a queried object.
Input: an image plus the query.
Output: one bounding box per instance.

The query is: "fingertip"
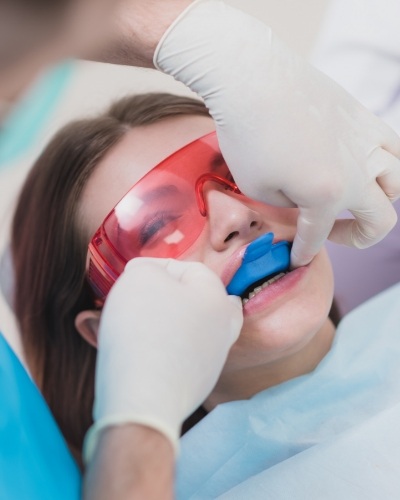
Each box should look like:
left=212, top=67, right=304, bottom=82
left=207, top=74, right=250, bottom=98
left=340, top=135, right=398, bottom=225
left=227, top=295, right=242, bottom=308
left=289, top=242, right=314, bottom=269
left=329, top=191, right=398, bottom=248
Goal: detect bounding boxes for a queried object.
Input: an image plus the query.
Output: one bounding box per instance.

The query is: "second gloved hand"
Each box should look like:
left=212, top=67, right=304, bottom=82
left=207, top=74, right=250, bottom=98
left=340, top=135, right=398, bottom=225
left=155, top=0, right=400, bottom=267
left=84, top=257, right=243, bottom=461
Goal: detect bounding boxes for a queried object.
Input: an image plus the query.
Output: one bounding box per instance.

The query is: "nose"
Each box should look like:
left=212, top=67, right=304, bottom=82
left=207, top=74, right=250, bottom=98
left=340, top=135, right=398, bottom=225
left=205, top=187, right=264, bottom=251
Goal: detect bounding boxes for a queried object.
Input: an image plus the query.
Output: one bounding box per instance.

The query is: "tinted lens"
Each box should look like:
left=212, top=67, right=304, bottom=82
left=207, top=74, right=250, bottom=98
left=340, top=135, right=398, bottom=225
left=104, top=169, right=205, bottom=261
left=87, top=132, right=232, bottom=301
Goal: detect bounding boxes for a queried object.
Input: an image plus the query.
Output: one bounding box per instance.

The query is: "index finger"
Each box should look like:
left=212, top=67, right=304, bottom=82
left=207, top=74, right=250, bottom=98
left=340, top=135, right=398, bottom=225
left=328, top=185, right=397, bottom=248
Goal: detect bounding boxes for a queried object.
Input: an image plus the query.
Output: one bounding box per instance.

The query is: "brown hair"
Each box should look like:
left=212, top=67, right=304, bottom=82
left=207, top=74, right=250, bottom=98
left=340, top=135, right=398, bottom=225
left=11, top=91, right=341, bottom=467
left=11, top=93, right=210, bottom=467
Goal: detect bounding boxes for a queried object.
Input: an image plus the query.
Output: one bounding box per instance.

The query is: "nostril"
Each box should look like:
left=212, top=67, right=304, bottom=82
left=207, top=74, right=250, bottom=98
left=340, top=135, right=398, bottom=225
left=250, top=221, right=258, bottom=228
left=224, top=231, right=239, bottom=243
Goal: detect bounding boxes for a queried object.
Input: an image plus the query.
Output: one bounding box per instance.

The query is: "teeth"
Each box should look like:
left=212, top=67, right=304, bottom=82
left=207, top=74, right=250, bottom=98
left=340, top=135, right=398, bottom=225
left=268, top=272, right=285, bottom=285
left=241, top=272, right=287, bottom=306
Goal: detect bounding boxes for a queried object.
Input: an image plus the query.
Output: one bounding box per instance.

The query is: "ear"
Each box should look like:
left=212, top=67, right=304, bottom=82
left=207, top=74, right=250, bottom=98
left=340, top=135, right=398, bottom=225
left=75, top=310, right=101, bottom=349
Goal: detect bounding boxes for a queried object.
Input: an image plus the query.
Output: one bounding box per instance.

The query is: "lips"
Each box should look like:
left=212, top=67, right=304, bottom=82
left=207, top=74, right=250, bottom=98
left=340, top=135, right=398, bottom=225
left=226, top=233, right=291, bottom=299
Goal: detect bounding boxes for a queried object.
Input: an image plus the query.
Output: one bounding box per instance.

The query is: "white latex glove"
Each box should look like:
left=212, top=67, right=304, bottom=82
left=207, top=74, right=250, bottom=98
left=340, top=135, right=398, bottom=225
left=154, top=0, right=400, bottom=267
left=84, top=258, right=242, bottom=462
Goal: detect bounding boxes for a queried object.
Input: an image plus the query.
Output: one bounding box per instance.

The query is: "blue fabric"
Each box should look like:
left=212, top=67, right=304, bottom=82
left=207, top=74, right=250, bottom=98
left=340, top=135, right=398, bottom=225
left=177, top=283, right=400, bottom=499
left=0, top=61, right=73, bottom=169
left=0, top=333, right=81, bottom=499
left=219, top=403, right=400, bottom=499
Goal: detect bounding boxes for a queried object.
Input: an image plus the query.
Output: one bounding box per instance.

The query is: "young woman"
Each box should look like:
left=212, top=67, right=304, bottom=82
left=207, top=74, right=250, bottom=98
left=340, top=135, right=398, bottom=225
left=12, top=92, right=341, bottom=471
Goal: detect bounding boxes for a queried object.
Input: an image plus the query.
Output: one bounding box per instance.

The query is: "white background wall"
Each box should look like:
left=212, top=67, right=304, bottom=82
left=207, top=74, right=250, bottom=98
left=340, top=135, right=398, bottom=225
left=0, top=0, right=330, bottom=357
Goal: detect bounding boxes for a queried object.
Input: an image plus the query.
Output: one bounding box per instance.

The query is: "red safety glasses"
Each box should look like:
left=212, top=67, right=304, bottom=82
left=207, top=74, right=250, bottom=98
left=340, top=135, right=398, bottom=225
left=86, top=131, right=241, bottom=303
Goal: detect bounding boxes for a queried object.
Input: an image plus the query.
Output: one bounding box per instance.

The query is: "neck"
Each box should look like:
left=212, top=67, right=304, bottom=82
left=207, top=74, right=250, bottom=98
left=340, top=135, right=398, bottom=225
left=204, top=319, right=335, bottom=411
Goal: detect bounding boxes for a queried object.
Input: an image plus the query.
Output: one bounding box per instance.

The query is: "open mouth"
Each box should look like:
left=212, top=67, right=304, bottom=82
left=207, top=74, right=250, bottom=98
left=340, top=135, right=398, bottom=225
left=226, top=232, right=292, bottom=302
left=240, top=270, right=289, bottom=304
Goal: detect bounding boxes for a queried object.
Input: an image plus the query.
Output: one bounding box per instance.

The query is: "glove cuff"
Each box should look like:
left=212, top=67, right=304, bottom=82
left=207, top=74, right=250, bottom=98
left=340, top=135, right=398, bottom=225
left=153, top=0, right=206, bottom=71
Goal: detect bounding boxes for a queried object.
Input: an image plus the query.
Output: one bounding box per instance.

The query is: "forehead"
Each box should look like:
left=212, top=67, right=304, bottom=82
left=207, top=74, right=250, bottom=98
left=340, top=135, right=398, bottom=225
left=79, top=114, right=215, bottom=238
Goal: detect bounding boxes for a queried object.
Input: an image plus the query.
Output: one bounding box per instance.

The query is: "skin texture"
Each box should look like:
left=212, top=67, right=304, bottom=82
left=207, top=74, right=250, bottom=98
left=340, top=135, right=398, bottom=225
left=83, top=424, right=174, bottom=500
left=0, top=0, right=117, bottom=101
left=89, top=0, right=193, bottom=67
left=0, top=0, right=192, bottom=108
left=76, top=114, right=336, bottom=411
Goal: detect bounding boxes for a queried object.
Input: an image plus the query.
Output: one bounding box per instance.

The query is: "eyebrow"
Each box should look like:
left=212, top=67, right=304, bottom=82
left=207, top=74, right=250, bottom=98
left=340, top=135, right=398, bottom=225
left=140, top=184, right=180, bottom=203
left=134, top=152, right=226, bottom=205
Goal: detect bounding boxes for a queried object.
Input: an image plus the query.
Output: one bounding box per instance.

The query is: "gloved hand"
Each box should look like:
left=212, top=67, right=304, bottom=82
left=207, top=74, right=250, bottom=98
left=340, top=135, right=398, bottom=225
left=154, top=0, right=400, bottom=267
left=84, top=258, right=243, bottom=462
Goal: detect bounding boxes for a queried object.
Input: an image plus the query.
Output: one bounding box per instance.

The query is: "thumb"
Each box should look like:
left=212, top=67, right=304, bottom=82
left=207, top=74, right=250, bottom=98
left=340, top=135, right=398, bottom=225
left=291, top=208, right=335, bottom=268
left=227, top=295, right=242, bottom=309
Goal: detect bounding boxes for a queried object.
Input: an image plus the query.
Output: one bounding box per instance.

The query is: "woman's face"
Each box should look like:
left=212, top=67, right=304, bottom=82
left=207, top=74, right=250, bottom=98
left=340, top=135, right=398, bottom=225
left=80, top=114, right=334, bottom=373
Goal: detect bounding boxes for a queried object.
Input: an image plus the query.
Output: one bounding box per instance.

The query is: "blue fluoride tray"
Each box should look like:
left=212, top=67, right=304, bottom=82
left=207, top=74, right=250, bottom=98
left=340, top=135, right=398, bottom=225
left=226, top=233, right=291, bottom=296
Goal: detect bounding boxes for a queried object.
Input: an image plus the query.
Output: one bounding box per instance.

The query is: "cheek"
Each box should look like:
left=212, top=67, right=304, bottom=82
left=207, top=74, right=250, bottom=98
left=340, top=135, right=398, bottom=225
left=225, top=249, right=334, bottom=368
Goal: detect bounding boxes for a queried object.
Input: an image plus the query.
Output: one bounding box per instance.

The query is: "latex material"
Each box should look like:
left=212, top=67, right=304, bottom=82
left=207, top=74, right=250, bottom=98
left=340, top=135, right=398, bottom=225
left=84, top=257, right=243, bottom=462
left=226, top=232, right=290, bottom=296
left=312, top=0, right=400, bottom=315
left=0, top=333, right=81, bottom=499
left=176, top=283, right=400, bottom=498
left=155, top=0, right=400, bottom=268
left=87, top=131, right=240, bottom=303
left=0, top=61, right=73, bottom=168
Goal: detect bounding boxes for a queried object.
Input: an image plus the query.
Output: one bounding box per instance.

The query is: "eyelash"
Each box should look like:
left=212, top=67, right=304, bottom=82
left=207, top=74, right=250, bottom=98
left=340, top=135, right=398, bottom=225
left=140, top=212, right=182, bottom=246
